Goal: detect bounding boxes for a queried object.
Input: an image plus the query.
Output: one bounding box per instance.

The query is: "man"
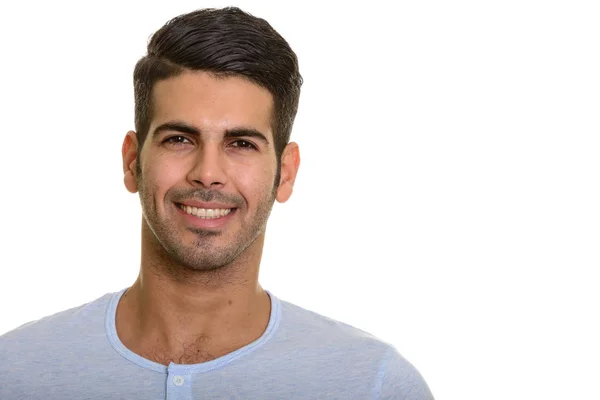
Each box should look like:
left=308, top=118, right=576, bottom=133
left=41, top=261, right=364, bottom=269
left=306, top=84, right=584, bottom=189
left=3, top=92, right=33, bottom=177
left=0, top=7, right=433, bottom=399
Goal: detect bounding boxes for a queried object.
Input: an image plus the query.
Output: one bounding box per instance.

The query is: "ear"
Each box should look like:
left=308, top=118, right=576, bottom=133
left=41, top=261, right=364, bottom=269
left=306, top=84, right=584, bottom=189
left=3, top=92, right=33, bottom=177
left=276, top=142, right=301, bottom=203
left=122, top=131, right=139, bottom=194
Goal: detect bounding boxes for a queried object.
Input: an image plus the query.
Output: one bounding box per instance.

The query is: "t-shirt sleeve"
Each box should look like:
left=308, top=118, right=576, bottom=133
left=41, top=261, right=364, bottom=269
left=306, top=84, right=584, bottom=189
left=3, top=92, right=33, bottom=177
left=375, top=347, right=434, bottom=400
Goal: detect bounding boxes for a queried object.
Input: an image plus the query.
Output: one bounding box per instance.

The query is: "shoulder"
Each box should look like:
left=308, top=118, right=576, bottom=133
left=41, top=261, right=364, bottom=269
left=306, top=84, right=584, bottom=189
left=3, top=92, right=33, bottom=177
left=0, top=291, right=127, bottom=397
left=278, top=298, right=391, bottom=350
left=274, top=297, right=434, bottom=399
left=0, top=291, right=116, bottom=357
left=375, top=347, right=434, bottom=400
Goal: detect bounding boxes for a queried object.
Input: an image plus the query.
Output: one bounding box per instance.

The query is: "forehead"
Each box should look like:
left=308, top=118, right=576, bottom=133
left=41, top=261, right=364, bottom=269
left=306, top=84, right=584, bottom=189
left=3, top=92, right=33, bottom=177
left=149, top=70, right=274, bottom=139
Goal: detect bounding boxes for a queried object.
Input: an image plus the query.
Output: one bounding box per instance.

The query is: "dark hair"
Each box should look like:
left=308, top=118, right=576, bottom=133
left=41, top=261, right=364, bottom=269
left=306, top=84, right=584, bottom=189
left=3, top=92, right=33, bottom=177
left=133, top=7, right=303, bottom=161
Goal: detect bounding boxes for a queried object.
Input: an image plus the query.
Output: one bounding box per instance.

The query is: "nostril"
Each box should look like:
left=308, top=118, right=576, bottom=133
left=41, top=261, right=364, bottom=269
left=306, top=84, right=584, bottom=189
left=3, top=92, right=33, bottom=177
left=190, top=179, right=224, bottom=188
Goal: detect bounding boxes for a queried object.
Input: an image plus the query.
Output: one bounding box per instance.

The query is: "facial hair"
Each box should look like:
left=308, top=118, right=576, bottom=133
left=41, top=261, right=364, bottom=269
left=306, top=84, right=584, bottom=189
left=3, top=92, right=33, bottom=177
left=136, top=162, right=277, bottom=274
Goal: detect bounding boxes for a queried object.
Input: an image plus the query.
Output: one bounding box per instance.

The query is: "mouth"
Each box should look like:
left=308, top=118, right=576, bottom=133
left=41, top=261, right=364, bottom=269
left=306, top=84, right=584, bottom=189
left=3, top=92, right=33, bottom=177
left=176, top=203, right=234, bottom=219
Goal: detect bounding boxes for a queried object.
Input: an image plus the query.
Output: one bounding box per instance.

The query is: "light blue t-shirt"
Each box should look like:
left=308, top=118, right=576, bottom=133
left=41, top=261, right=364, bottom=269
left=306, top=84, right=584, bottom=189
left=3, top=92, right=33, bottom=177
left=0, top=289, right=433, bottom=399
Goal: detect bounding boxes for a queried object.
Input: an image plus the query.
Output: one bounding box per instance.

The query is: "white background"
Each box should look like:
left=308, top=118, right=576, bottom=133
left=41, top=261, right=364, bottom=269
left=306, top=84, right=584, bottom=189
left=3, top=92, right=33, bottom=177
left=0, top=1, right=599, bottom=399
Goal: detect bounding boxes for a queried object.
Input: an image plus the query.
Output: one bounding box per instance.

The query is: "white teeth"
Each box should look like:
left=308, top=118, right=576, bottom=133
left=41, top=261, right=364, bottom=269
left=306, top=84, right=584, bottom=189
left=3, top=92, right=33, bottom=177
left=180, top=205, right=232, bottom=219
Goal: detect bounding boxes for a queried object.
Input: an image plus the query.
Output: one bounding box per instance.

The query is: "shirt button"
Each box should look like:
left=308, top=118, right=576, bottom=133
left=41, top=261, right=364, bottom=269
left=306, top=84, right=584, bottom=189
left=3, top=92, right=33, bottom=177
left=173, top=375, right=185, bottom=386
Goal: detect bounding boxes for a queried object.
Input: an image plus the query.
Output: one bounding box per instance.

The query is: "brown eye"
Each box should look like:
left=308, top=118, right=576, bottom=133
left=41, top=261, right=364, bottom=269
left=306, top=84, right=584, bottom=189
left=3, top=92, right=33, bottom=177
left=164, top=136, right=192, bottom=145
left=229, top=140, right=257, bottom=150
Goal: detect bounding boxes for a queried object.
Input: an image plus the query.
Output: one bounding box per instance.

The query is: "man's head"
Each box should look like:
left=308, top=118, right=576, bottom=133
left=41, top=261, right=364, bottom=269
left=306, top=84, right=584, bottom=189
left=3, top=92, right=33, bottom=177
left=121, top=7, right=302, bottom=274
left=133, top=7, right=302, bottom=167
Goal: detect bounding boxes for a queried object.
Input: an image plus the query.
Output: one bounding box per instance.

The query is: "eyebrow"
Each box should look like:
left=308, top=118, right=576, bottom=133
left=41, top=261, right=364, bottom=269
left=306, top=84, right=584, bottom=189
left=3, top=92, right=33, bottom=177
left=152, top=121, right=270, bottom=145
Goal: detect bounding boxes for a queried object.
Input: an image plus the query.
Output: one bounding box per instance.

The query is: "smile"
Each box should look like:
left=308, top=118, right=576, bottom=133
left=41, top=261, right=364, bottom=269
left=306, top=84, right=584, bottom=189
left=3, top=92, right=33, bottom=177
left=177, top=204, right=233, bottom=219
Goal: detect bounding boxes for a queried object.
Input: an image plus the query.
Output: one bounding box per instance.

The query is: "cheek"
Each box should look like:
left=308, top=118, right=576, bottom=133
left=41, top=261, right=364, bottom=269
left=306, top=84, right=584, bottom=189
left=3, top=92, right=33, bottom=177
left=155, top=164, right=181, bottom=187
left=142, top=155, right=185, bottom=195
left=230, top=162, right=275, bottom=197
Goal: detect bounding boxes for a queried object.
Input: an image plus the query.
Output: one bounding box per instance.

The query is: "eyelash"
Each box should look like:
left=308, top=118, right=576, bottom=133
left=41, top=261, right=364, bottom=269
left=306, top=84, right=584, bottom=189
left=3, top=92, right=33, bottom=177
left=164, top=136, right=192, bottom=146
left=163, top=136, right=258, bottom=150
left=229, top=139, right=257, bottom=150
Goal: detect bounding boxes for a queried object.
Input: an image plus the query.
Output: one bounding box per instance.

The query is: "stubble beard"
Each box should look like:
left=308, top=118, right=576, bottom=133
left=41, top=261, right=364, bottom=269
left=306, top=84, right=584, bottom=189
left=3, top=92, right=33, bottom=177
left=136, top=169, right=277, bottom=274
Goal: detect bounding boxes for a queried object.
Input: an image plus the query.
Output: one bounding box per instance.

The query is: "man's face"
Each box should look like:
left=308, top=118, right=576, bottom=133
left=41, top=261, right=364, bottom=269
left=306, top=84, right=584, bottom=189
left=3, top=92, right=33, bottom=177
left=129, top=71, right=281, bottom=271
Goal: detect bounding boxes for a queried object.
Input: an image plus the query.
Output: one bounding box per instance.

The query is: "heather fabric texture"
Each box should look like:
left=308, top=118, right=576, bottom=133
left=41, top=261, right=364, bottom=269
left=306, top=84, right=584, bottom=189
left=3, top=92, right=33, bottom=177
left=0, top=289, right=433, bottom=399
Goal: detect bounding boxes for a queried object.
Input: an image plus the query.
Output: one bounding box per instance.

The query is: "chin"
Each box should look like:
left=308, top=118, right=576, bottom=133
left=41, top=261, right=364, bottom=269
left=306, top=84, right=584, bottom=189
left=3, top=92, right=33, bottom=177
left=172, top=247, right=241, bottom=272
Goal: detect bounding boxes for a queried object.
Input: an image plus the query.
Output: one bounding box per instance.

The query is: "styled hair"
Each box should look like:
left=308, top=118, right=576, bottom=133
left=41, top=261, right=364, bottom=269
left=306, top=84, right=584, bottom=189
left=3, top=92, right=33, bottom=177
left=133, top=7, right=303, bottom=160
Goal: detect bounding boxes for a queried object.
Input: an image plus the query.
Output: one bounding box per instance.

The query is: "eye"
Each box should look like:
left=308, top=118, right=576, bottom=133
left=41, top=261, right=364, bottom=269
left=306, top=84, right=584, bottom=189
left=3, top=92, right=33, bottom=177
left=164, top=136, right=192, bottom=146
left=229, top=139, right=257, bottom=150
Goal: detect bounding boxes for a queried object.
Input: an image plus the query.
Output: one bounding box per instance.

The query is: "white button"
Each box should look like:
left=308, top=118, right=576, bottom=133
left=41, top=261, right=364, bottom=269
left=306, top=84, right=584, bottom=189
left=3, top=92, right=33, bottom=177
left=173, top=375, right=185, bottom=386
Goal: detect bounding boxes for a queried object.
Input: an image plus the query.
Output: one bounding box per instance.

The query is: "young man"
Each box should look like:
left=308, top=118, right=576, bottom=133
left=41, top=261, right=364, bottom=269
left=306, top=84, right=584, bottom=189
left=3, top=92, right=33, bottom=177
left=1, top=7, right=433, bottom=399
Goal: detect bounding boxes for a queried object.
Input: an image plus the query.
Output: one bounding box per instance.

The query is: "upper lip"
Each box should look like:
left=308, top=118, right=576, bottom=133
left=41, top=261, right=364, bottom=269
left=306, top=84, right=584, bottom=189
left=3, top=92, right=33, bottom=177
left=176, top=200, right=236, bottom=209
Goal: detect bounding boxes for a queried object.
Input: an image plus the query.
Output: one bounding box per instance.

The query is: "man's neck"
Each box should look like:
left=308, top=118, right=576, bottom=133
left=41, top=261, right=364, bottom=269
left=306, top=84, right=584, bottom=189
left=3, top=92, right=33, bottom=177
left=115, top=257, right=271, bottom=365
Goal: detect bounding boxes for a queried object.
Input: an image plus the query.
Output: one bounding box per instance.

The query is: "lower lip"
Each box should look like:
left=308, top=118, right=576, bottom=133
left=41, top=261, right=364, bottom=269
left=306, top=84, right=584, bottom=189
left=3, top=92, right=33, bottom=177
left=175, top=204, right=236, bottom=229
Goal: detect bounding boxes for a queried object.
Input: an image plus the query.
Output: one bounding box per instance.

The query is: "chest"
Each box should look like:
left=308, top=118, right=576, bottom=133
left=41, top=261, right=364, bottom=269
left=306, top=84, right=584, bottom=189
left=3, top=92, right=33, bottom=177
left=136, top=339, right=239, bottom=365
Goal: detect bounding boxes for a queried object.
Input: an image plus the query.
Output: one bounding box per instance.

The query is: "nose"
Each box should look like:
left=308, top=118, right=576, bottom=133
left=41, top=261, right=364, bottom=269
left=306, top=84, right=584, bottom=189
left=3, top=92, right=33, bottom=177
left=187, top=142, right=227, bottom=189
